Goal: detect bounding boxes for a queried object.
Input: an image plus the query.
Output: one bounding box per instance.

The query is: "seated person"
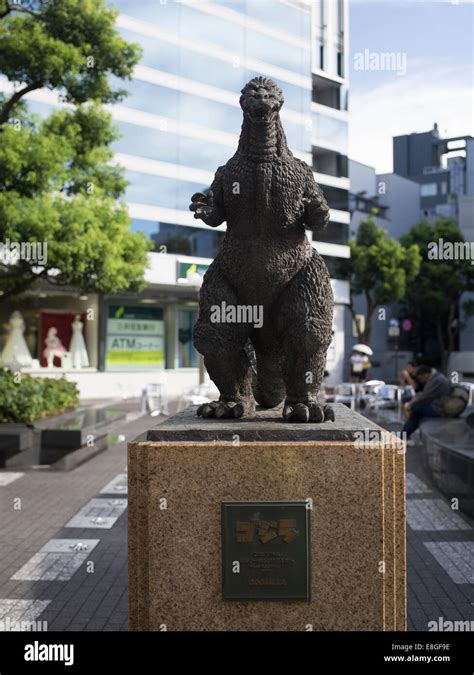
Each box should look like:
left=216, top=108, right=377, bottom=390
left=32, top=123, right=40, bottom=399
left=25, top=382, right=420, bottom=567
left=402, top=366, right=451, bottom=439
left=399, top=360, right=424, bottom=402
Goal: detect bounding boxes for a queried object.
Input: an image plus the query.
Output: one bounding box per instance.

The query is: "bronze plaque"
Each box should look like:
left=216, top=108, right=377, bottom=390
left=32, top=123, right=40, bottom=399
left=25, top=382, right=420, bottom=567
left=221, top=501, right=310, bottom=600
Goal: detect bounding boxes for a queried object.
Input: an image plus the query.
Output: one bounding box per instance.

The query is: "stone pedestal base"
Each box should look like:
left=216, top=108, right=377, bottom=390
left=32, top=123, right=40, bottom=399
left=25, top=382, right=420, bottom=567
left=128, top=404, right=406, bottom=631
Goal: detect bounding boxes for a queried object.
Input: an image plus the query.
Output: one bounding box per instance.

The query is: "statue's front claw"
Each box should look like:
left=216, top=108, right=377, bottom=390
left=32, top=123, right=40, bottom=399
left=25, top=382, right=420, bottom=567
left=302, top=197, right=330, bottom=230
left=189, top=190, right=215, bottom=221
left=282, top=401, right=334, bottom=423
left=197, top=400, right=244, bottom=419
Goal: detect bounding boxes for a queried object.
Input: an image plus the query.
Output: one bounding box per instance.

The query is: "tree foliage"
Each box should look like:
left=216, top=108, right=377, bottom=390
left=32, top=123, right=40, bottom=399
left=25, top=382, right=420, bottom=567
left=338, top=214, right=421, bottom=343
left=0, top=0, right=140, bottom=116
left=400, top=218, right=474, bottom=370
left=0, top=0, right=149, bottom=299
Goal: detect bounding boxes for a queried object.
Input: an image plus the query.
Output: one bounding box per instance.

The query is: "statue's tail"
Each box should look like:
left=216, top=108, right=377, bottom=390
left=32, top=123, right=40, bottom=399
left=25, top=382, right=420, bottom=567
left=245, top=340, right=286, bottom=409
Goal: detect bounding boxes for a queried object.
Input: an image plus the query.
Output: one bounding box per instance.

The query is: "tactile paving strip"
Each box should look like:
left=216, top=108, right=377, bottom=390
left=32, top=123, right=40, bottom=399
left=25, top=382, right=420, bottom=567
left=99, top=473, right=128, bottom=495
left=406, top=499, right=470, bottom=531
left=406, top=472, right=432, bottom=494
left=65, top=498, right=127, bottom=529
left=424, top=541, right=474, bottom=584
left=11, top=539, right=99, bottom=581
left=0, top=472, right=24, bottom=487
left=0, top=599, right=50, bottom=630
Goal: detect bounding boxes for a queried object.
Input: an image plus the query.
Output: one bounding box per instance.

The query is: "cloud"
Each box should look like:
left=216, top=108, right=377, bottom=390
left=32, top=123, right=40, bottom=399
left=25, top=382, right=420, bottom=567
left=349, top=65, right=474, bottom=173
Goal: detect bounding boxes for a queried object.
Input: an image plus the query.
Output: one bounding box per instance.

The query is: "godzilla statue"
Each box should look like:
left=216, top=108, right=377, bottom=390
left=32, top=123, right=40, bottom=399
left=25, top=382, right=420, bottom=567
left=190, top=76, right=334, bottom=423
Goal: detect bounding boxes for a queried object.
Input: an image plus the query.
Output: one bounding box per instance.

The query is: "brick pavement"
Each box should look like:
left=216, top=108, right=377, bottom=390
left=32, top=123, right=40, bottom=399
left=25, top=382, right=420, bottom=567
left=406, top=448, right=474, bottom=630
left=0, top=404, right=473, bottom=632
left=0, top=405, right=149, bottom=632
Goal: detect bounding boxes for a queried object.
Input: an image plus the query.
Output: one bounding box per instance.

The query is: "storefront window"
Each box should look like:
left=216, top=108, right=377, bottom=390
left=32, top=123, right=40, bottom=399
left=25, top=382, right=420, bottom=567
left=105, top=304, right=164, bottom=371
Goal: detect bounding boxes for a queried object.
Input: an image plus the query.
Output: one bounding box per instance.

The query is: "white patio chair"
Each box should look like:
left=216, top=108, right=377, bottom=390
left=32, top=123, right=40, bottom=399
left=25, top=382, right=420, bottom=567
left=141, top=382, right=170, bottom=417
left=334, top=382, right=357, bottom=410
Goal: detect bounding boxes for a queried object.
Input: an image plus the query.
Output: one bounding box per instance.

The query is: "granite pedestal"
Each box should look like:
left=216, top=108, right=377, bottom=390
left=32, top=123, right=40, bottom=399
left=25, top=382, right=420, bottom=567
left=128, top=403, right=406, bottom=631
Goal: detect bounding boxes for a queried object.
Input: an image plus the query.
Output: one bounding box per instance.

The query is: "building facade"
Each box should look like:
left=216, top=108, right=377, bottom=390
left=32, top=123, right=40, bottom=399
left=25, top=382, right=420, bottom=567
left=394, top=124, right=474, bottom=223
left=347, top=125, right=474, bottom=381
left=394, top=125, right=474, bottom=374
left=0, top=0, right=351, bottom=395
left=346, top=160, right=421, bottom=381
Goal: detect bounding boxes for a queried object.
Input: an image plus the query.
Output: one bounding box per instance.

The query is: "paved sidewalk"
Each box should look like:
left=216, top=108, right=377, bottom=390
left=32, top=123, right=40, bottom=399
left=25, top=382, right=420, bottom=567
left=0, top=405, right=473, bottom=631
left=0, top=404, right=151, bottom=631
left=368, top=410, right=474, bottom=631
left=405, top=440, right=474, bottom=630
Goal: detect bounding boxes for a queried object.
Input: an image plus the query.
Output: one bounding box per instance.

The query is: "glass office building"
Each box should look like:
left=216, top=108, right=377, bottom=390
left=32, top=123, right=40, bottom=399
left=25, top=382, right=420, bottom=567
left=108, top=0, right=350, bottom=383
left=0, top=0, right=350, bottom=388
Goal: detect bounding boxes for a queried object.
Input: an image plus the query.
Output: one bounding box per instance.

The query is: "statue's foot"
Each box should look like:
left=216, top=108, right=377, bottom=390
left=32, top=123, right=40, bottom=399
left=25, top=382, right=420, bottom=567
left=197, top=400, right=254, bottom=419
left=282, top=400, right=335, bottom=423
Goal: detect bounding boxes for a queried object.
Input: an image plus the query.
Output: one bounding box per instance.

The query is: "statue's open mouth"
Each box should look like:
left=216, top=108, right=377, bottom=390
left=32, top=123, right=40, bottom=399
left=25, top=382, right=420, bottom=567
left=250, top=110, right=271, bottom=123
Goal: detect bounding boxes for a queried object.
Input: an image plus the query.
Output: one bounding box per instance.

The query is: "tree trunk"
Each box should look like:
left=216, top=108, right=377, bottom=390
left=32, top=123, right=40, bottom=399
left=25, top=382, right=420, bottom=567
left=347, top=290, right=364, bottom=343
left=443, top=303, right=458, bottom=376
left=0, top=266, right=47, bottom=300
left=436, top=317, right=449, bottom=374
left=362, top=293, right=374, bottom=344
left=0, top=81, right=44, bottom=126
left=349, top=306, right=364, bottom=342
left=347, top=292, right=374, bottom=345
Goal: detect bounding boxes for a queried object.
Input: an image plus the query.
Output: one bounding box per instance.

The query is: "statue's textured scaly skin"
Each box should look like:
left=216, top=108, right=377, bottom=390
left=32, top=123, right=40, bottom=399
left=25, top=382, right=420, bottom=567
left=190, top=77, right=334, bottom=423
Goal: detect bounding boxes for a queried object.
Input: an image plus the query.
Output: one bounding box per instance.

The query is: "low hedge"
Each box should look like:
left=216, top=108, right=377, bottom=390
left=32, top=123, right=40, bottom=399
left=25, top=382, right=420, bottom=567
left=0, top=369, right=79, bottom=423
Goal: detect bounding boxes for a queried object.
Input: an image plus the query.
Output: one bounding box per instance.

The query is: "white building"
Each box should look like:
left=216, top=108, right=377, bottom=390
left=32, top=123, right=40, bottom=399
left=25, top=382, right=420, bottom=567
left=0, top=0, right=351, bottom=396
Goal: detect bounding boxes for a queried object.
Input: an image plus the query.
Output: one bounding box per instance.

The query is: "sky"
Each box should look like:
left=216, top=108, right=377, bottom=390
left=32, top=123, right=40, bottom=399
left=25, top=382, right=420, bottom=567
left=349, top=0, right=474, bottom=173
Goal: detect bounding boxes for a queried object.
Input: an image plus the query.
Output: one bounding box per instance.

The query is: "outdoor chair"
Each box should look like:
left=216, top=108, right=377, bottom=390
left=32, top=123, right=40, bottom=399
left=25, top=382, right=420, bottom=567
left=364, top=384, right=403, bottom=423
left=334, top=382, right=357, bottom=410
left=141, top=382, right=170, bottom=417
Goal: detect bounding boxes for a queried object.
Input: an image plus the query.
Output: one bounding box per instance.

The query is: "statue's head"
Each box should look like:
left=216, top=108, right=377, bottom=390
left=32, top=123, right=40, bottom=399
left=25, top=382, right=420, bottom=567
left=239, top=76, right=284, bottom=126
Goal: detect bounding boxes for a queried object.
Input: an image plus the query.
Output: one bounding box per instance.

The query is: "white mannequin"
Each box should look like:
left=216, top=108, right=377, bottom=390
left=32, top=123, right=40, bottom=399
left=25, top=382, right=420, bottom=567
left=69, top=314, right=89, bottom=368
left=43, top=327, right=66, bottom=368
left=0, top=311, right=33, bottom=368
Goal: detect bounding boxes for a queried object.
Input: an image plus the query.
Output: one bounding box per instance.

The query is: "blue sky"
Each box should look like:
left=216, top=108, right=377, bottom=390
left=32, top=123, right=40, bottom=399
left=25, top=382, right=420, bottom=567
left=349, top=0, right=474, bottom=172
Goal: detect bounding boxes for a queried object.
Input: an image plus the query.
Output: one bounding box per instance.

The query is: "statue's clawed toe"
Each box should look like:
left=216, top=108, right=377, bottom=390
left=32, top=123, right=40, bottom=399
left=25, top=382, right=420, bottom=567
left=282, top=401, right=334, bottom=423
left=197, top=400, right=244, bottom=419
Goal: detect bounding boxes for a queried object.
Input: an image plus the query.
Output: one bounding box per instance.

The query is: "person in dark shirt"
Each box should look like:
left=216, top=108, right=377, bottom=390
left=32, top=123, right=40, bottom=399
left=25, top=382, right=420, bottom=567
left=399, top=360, right=423, bottom=392
left=402, top=366, right=451, bottom=439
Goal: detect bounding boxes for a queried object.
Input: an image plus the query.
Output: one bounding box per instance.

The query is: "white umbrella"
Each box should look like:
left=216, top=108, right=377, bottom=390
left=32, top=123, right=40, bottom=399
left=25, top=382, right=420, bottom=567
left=352, top=344, right=373, bottom=356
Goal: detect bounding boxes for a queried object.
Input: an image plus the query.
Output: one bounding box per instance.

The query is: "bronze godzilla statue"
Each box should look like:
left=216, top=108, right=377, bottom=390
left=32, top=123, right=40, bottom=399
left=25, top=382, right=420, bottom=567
left=190, top=76, right=334, bottom=423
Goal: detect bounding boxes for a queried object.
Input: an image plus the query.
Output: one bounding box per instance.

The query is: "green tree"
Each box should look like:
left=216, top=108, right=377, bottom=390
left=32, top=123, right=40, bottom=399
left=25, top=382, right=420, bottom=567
left=0, top=0, right=150, bottom=299
left=400, top=219, right=474, bottom=372
left=339, top=214, right=421, bottom=344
